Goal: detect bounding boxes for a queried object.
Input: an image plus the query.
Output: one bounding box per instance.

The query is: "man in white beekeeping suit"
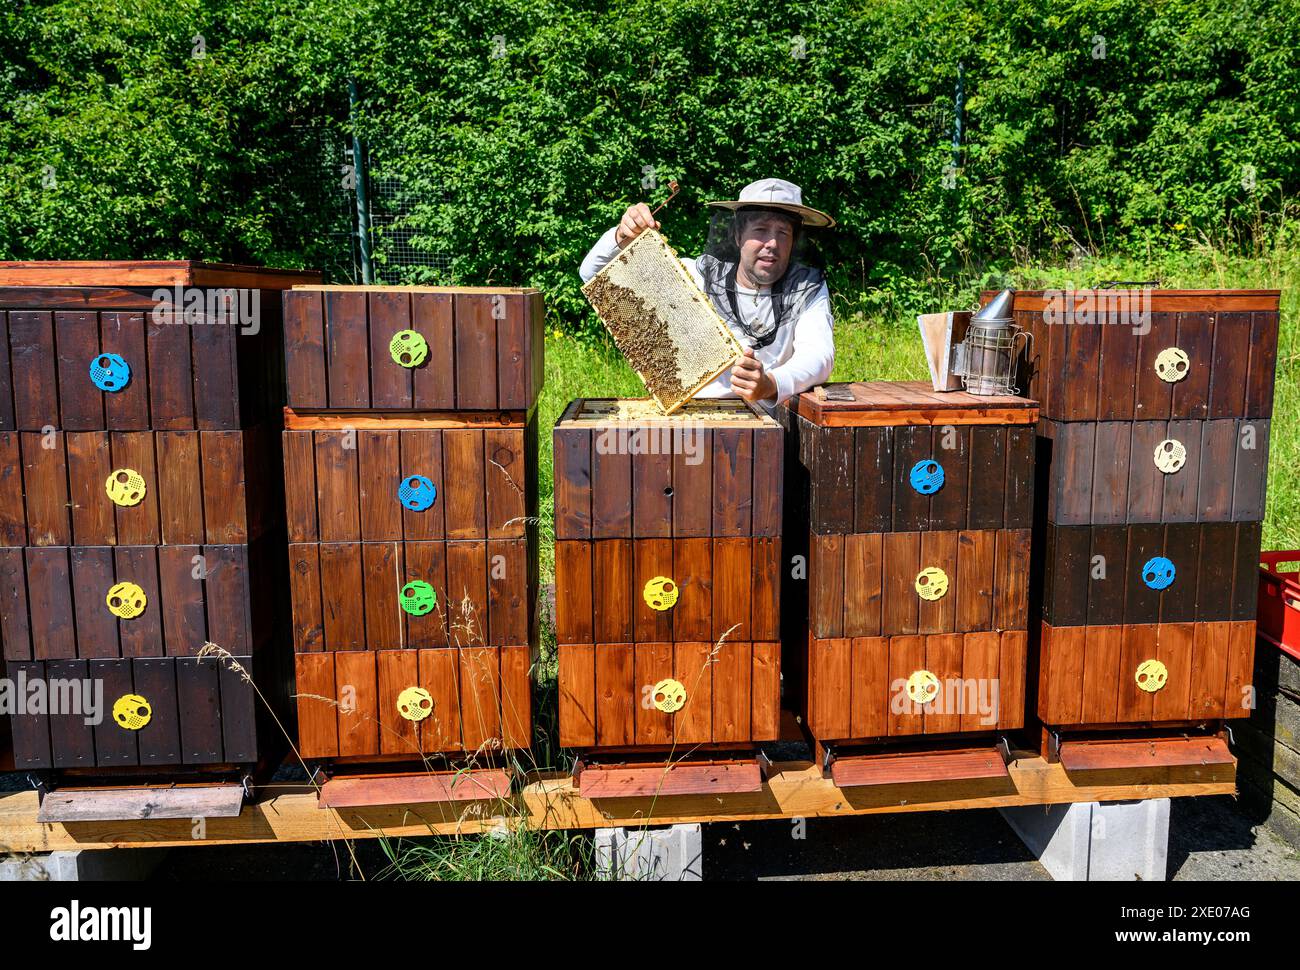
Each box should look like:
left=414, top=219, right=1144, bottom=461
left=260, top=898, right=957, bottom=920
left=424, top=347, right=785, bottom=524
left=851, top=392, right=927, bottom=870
left=579, top=177, right=836, bottom=409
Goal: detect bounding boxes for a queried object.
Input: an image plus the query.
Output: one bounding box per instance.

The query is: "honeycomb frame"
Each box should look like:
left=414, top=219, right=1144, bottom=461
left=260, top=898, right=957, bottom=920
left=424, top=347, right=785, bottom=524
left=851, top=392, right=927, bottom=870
left=582, top=228, right=742, bottom=413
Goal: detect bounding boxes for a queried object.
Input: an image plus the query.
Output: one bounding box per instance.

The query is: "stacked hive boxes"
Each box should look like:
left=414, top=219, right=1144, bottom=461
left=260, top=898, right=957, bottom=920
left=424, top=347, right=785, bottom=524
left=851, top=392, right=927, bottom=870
left=553, top=399, right=782, bottom=754
left=281, top=287, right=542, bottom=764
left=997, top=289, right=1280, bottom=746
left=0, top=261, right=316, bottom=774
left=785, top=382, right=1037, bottom=775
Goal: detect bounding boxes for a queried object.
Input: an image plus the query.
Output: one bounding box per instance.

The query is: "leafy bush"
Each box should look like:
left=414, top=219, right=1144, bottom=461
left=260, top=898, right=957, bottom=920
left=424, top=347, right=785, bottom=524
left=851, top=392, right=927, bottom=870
left=1, top=0, right=1296, bottom=332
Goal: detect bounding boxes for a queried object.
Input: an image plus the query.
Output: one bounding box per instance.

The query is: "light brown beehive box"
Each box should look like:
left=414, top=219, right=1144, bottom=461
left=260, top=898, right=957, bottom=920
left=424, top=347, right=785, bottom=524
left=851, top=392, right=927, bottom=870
left=581, top=228, right=742, bottom=413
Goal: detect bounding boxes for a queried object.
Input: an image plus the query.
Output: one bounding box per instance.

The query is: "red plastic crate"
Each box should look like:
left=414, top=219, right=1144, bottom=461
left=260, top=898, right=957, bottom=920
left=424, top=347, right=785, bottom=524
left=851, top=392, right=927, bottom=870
left=1259, top=551, right=1300, bottom=661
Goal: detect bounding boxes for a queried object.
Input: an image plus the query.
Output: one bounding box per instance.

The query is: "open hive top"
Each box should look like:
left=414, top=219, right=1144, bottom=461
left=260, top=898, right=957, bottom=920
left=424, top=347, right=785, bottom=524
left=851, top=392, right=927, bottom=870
left=558, top=397, right=777, bottom=428
left=581, top=228, right=741, bottom=413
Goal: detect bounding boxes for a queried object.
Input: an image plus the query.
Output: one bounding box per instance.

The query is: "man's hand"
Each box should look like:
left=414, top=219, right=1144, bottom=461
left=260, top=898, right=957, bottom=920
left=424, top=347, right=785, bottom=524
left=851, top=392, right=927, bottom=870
left=614, top=203, right=660, bottom=249
left=731, top=348, right=777, bottom=404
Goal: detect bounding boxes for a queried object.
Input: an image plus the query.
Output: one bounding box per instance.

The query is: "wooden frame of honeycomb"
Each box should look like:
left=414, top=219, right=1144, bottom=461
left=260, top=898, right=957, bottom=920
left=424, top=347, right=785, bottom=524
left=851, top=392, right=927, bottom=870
left=582, top=228, right=742, bottom=414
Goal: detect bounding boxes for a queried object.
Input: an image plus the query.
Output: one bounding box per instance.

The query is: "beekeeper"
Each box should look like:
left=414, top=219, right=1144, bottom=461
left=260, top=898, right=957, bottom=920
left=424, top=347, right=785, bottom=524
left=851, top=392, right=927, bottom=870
left=579, top=177, right=835, bottom=408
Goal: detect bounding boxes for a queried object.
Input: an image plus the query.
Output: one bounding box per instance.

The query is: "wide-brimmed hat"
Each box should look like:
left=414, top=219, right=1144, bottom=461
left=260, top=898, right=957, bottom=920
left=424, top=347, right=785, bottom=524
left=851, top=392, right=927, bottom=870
left=706, top=177, right=836, bottom=229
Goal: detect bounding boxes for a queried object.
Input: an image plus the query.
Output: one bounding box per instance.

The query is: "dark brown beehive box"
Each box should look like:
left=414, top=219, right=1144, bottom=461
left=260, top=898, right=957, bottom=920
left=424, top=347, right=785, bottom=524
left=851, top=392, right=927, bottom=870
left=785, top=381, right=1039, bottom=747
left=3, top=539, right=283, bottom=770
left=0, top=262, right=315, bottom=779
left=975, top=289, right=1281, bottom=746
left=0, top=261, right=316, bottom=430
left=553, top=399, right=782, bottom=751
left=283, top=286, right=544, bottom=412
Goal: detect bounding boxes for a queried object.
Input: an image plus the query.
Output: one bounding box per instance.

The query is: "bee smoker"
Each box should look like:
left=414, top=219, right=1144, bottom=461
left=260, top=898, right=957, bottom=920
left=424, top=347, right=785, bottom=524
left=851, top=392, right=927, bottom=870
left=951, top=288, right=1030, bottom=395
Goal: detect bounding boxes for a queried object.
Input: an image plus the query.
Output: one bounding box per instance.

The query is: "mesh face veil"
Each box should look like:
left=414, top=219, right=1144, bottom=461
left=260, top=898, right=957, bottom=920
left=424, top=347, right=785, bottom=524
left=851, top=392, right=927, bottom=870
left=696, top=205, right=827, bottom=350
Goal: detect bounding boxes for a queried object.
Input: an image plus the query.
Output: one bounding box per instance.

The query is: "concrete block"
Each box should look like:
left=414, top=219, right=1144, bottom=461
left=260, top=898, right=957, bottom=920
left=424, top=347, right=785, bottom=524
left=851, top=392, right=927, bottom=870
left=0, top=849, right=164, bottom=882
left=594, top=823, right=702, bottom=881
left=1000, top=799, right=1169, bottom=881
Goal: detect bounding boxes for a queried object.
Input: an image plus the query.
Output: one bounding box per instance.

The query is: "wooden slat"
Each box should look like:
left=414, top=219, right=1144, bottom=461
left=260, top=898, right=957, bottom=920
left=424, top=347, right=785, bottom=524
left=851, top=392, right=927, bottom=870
left=553, top=417, right=591, bottom=540
left=176, top=656, right=223, bottom=764
left=358, top=431, right=402, bottom=541
left=417, top=647, right=462, bottom=753
left=292, top=644, right=338, bottom=759
left=156, top=431, right=203, bottom=544
left=334, top=650, right=378, bottom=757
left=411, top=292, right=456, bottom=410
left=314, top=431, right=359, bottom=542
left=1059, top=737, right=1234, bottom=773
left=592, top=539, right=633, bottom=643
left=55, top=311, right=103, bottom=429
left=673, top=642, right=713, bottom=744
left=443, top=429, right=487, bottom=539
left=325, top=290, right=370, bottom=409
left=400, top=429, right=445, bottom=540
left=37, top=785, right=245, bottom=823
left=499, top=644, right=532, bottom=750
left=318, top=770, right=510, bottom=808
left=881, top=532, right=920, bottom=636
left=134, top=657, right=183, bottom=765
left=579, top=762, right=762, bottom=798
left=557, top=643, right=596, bottom=748
left=672, top=427, right=712, bottom=537
left=377, top=649, right=420, bottom=756
left=634, top=642, right=674, bottom=746
left=594, top=643, right=635, bottom=748
left=453, top=293, right=500, bottom=409
left=831, top=748, right=1009, bottom=788
left=367, top=290, right=413, bottom=409
left=100, top=311, right=150, bottom=428
left=751, top=641, right=781, bottom=741
left=22, top=431, right=70, bottom=545
left=712, top=537, right=751, bottom=641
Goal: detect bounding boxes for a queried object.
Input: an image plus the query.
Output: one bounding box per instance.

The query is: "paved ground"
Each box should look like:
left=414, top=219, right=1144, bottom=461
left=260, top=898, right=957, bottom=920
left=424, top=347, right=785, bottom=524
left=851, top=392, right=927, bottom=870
left=130, top=790, right=1298, bottom=881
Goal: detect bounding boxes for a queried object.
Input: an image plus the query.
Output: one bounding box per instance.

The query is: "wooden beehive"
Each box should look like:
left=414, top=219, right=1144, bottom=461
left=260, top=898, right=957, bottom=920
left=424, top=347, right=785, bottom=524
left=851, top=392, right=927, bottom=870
left=785, top=382, right=1039, bottom=751
left=553, top=399, right=782, bottom=750
left=580, top=231, right=741, bottom=413
left=283, top=286, right=544, bottom=412
left=0, top=262, right=316, bottom=779
left=977, top=289, right=1280, bottom=750
left=281, top=285, right=542, bottom=768
left=285, top=419, right=539, bottom=762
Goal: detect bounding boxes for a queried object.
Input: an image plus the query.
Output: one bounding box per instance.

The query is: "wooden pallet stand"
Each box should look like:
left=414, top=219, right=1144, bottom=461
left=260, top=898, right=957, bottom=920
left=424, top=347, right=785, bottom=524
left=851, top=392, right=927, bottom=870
left=0, top=745, right=1239, bottom=853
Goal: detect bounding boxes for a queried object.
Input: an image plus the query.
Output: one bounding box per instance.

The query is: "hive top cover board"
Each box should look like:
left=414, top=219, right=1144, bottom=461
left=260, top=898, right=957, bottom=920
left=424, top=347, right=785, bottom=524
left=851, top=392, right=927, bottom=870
left=581, top=228, right=742, bottom=414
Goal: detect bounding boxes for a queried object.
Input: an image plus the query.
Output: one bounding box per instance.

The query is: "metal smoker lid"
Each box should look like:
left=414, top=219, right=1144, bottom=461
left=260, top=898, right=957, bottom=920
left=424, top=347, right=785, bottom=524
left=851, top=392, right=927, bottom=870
left=972, top=288, right=1015, bottom=327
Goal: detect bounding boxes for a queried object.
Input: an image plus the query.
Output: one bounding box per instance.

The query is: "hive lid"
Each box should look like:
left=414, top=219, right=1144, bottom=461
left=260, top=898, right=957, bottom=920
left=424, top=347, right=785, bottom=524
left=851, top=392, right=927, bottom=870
left=792, top=380, right=1037, bottom=427
left=977, top=288, right=1280, bottom=312
left=0, top=260, right=322, bottom=289
left=556, top=397, right=778, bottom=428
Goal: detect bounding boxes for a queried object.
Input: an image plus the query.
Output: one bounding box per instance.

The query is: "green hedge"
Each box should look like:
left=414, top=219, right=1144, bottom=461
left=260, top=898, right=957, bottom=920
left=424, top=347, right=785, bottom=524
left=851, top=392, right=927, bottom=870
left=1, top=0, right=1296, bottom=330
